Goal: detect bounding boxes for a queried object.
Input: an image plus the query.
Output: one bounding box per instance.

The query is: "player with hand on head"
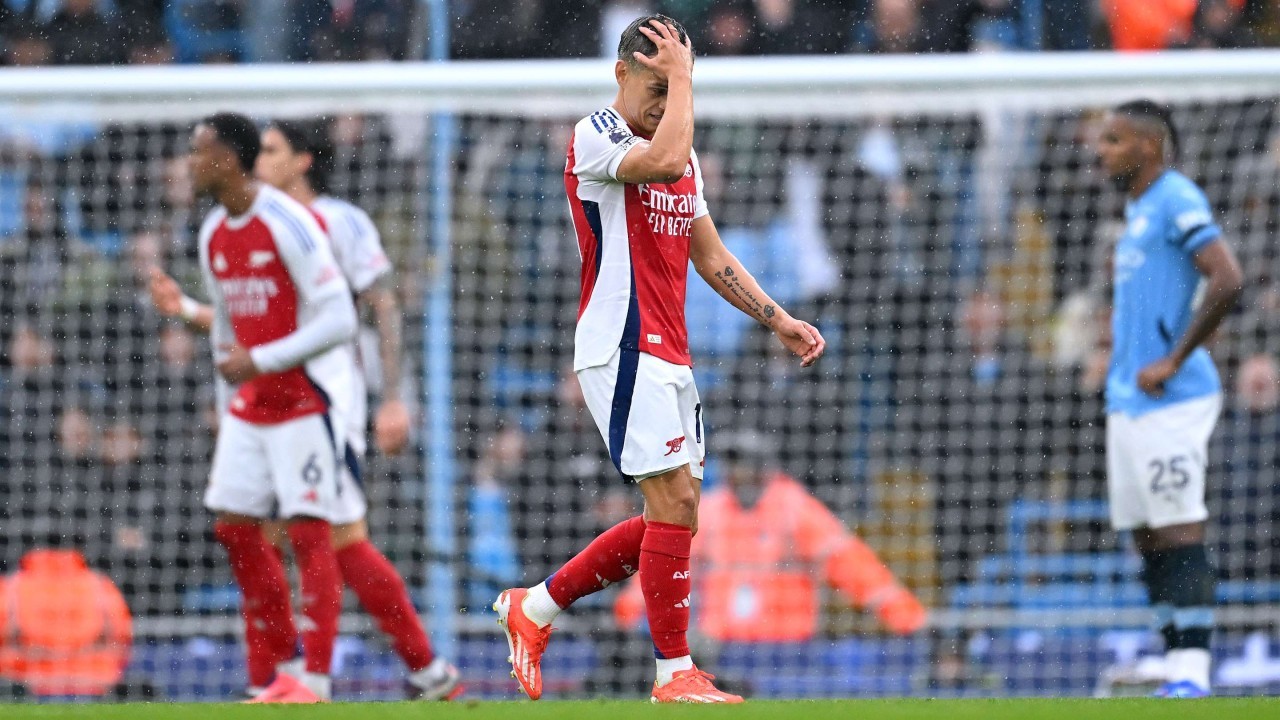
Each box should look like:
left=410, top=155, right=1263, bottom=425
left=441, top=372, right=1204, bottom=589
left=1096, top=100, right=1244, bottom=698
left=150, top=119, right=460, bottom=700
left=185, top=112, right=356, bottom=703
left=494, top=15, right=824, bottom=704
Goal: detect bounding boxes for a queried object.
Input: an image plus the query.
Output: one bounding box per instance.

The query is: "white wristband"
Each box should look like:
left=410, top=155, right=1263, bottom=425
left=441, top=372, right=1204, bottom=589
left=178, top=295, right=201, bottom=322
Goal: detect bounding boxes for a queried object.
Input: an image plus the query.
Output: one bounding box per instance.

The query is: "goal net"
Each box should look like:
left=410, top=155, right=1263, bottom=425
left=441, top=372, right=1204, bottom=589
left=0, top=52, right=1278, bottom=701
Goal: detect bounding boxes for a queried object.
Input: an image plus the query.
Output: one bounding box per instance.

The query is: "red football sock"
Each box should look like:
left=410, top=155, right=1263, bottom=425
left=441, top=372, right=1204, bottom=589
left=547, top=515, right=646, bottom=608
left=336, top=540, right=434, bottom=671
left=639, top=521, right=692, bottom=659
left=214, top=521, right=298, bottom=687
left=288, top=519, right=343, bottom=675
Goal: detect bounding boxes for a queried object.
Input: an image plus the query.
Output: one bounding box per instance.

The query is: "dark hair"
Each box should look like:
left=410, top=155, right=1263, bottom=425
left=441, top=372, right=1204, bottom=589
left=201, top=112, right=260, bottom=173
left=617, top=14, right=690, bottom=65
left=268, top=119, right=334, bottom=195
left=1115, top=99, right=1180, bottom=160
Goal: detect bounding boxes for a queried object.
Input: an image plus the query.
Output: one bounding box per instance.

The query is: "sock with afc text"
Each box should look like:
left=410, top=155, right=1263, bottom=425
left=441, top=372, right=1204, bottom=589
left=639, top=521, right=693, bottom=660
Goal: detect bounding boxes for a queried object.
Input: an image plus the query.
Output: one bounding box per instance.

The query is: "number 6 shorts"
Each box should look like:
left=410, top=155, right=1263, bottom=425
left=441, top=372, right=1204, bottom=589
left=577, top=348, right=706, bottom=482
left=1106, top=393, right=1221, bottom=531
left=205, top=411, right=343, bottom=521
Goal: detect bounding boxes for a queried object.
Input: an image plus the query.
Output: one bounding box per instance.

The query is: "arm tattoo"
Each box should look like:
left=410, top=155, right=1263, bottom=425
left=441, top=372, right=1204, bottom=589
left=713, top=265, right=773, bottom=324
left=359, top=277, right=403, bottom=395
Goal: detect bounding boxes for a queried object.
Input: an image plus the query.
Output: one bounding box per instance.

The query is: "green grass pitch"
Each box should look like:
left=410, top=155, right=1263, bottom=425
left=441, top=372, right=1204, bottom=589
left=0, top=698, right=1274, bottom=720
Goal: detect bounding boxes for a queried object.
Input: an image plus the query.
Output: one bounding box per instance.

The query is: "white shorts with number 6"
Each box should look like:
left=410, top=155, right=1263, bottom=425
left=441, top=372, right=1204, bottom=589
left=1106, top=394, right=1220, bottom=531
left=205, top=412, right=343, bottom=521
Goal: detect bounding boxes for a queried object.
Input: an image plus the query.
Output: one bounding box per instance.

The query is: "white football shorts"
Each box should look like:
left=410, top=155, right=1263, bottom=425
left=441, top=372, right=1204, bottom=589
left=577, top=348, right=705, bottom=482
left=329, top=387, right=369, bottom=525
left=205, top=411, right=344, bottom=521
left=330, top=438, right=369, bottom=525
left=1106, top=393, right=1221, bottom=531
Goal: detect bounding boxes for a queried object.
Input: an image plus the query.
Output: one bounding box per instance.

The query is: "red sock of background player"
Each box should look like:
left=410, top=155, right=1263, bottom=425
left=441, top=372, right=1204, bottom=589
left=639, top=521, right=693, bottom=686
left=287, top=519, right=343, bottom=685
left=522, top=515, right=647, bottom=628
left=213, top=521, right=298, bottom=689
left=265, top=544, right=300, bottom=666
left=241, top=543, right=297, bottom=688
left=336, top=540, right=434, bottom=671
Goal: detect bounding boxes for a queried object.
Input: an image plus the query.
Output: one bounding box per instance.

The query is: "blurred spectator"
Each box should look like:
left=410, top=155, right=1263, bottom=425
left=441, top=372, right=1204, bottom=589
left=453, top=0, right=606, bottom=60
left=56, top=406, right=96, bottom=463
left=1, top=0, right=1278, bottom=64
left=47, top=0, right=123, bottom=65
left=124, top=23, right=175, bottom=65
left=863, top=0, right=923, bottom=53
left=1034, top=110, right=1116, bottom=301
left=4, top=22, right=52, bottom=66
left=751, top=0, right=855, bottom=54
left=1188, top=0, right=1264, bottom=49
left=7, top=322, right=55, bottom=372
left=466, top=424, right=522, bottom=610
left=1235, top=353, right=1280, bottom=413
left=100, top=416, right=151, bottom=559
left=1043, top=0, right=1093, bottom=50
left=614, top=430, right=926, bottom=641
left=0, top=176, right=70, bottom=331
left=157, top=323, right=195, bottom=369
left=1214, top=352, right=1280, bottom=581
left=1103, top=0, right=1197, bottom=51
left=0, top=547, right=132, bottom=697
left=917, top=0, right=1021, bottom=53
left=100, top=417, right=141, bottom=467
left=289, top=0, right=414, bottom=62
left=905, top=287, right=1052, bottom=586
left=1256, top=0, right=1280, bottom=46
left=702, top=0, right=755, bottom=55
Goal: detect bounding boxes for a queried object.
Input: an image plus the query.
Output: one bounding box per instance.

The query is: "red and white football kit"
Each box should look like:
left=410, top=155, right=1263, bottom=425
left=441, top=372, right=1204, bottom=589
left=566, top=106, right=707, bottom=481
left=310, top=195, right=392, bottom=525
left=202, top=185, right=357, bottom=520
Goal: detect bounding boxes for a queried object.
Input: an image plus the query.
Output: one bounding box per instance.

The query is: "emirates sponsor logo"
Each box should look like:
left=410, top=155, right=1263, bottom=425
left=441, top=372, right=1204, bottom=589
left=640, top=185, right=697, bottom=214
left=638, top=184, right=696, bottom=237
left=219, top=277, right=280, bottom=317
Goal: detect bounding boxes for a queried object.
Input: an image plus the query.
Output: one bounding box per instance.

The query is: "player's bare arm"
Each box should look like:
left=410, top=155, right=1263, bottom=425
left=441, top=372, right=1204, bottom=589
left=1137, top=239, right=1243, bottom=396
left=615, top=21, right=694, bottom=185
left=149, top=265, right=214, bottom=333
left=359, top=275, right=410, bottom=454
left=689, top=215, right=825, bottom=367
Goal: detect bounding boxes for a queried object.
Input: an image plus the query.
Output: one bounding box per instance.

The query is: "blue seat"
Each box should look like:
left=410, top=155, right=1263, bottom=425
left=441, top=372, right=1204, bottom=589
left=952, top=498, right=1280, bottom=611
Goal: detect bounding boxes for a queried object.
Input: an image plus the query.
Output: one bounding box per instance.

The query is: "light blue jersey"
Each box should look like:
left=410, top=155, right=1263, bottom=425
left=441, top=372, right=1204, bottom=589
left=1107, top=170, right=1222, bottom=416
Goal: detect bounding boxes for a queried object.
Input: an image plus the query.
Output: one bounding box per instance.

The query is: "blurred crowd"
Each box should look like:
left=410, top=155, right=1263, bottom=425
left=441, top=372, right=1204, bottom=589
left=0, top=0, right=1278, bottom=67
left=1, top=102, right=1279, bottom=629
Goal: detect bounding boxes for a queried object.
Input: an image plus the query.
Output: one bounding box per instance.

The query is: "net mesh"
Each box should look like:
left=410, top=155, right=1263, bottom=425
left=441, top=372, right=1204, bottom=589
left=0, top=64, right=1277, bottom=701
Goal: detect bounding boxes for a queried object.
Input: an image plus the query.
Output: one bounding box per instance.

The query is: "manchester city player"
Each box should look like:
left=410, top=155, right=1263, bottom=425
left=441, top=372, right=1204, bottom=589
left=1097, top=100, right=1244, bottom=698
